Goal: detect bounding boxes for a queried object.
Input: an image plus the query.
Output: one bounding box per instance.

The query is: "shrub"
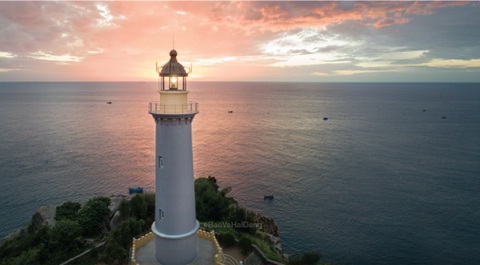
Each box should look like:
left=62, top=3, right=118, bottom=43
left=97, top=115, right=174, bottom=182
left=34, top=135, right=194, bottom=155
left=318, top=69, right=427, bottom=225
left=78, top=197, right=111, bottom=237
left=238, top=237, right=253, bottom=255
left=230, top=207, right=257, bottom=234
left=218, top=233, right=236, bottom=247
left=195, top=177, right=231, bottom=221
left=2, top=248, right=39, bottom=265
left=99, top=218, right=145, bottom=264
left=0, top=226, right=49, bottom=264
left=55, top=201, right=81, bottom=221
left=47, top=219, right=84, bottom=254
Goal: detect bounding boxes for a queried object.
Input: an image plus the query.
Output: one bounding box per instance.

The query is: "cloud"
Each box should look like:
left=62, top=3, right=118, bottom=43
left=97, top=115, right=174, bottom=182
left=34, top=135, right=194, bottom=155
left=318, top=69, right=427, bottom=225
left=95, top=4, right=116, bottom=28
left=0, top=68, right=19, bottom=73
left=260, top=27, right=350, bottom=56
left=201, top=1, right=469, bottom=32
left=328, top=69, right=397, bottom=76
left=0, top=51, right=17, bottom=59
left=197, top=56, right=239, bottom=66
left=0, top=1, right=478, bottom=81
left=314, top=57, right=480, bottom=78
left=28, top=51, right=83, bottom=63
left=421, top=58, right=480, bottom=69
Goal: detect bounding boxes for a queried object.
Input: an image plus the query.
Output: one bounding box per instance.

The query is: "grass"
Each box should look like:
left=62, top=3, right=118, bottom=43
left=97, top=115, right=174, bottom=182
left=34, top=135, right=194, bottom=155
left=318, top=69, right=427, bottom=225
left=240, top=232, right=284, bottom=263
left=201, top=222, right=285, bottom=263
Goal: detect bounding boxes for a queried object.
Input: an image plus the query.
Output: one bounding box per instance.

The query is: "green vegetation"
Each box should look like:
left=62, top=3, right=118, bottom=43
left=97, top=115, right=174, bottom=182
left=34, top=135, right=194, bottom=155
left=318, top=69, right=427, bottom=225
left=238, top=231, right=284, bottom=262
left=77, top=197, right=111, bottom=237
left=197, top=176, right=326, bottom=264
left=196, top=177, right=286, bottom=262
left=196, top=176, right=257, bottom=233
left=99, top=218, right=145, bottom=264
left=55, top=201, right=81, bottom=221
left=0, top=197, right=110, bottom=265
left=1, top=177, right=326, bottom=264
left=47, top=219, right=84, bottom=254
left=195, top=176, right=232, bottom=221
left=0, top=194, right=155, bottom=265
left=238, top=237, right=253, bottom=255
left=98, top=193, right=154, bottom=264
left=216, top=232, right=236, bottom=247
left=121, top=192, right=155, bottom=226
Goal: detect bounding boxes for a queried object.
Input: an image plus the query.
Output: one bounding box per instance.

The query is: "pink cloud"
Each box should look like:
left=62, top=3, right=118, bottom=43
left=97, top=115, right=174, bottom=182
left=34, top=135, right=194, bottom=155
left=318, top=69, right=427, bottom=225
left=0, top=1, right=475, bottom=81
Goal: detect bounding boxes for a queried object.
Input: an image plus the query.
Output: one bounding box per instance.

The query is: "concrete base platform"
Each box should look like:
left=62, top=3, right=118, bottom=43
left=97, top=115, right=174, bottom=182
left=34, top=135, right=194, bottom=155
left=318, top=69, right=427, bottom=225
left=135, top=237, right=216, bottom=265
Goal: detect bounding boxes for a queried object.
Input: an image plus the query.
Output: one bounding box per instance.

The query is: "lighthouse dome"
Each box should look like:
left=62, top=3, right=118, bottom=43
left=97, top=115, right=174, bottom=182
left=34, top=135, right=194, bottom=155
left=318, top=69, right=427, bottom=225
left=160, top=49, right=188, bottom=77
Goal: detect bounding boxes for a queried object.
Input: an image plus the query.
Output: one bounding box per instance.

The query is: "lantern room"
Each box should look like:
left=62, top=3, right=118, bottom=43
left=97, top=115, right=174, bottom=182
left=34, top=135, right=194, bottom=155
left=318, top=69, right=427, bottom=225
left=150, top=50, right=198, bottom=115
left=156, top=49, right=189, bottom=91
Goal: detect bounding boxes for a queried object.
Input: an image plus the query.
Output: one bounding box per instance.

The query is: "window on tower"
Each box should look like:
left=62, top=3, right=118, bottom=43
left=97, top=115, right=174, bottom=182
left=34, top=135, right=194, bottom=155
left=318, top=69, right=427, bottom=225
left=159, top=209, right=165, bottom=219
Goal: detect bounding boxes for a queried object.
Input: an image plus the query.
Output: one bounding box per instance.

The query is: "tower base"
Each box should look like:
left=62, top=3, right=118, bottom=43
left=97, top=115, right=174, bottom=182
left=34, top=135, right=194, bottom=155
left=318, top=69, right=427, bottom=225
left=152, top=222, right=199, bottom=265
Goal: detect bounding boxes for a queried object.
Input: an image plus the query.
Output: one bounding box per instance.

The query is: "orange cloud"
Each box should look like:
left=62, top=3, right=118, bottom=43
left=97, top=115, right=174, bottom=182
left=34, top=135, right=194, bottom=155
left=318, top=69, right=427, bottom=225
left=0, top=1, right=476, bottom=82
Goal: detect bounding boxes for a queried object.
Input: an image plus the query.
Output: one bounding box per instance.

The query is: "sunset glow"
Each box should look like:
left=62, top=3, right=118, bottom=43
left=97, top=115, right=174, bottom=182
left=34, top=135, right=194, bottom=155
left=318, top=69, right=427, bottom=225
left=1, top=1, right=479, bottom=82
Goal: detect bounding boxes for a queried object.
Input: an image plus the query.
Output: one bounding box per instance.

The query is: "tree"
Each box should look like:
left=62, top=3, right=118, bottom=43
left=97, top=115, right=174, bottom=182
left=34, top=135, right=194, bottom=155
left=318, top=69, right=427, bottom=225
left=230, top=207, right=257, bottom=234
left=78, top=197, right=111, bottom=237
left=217, top=233, right=236, bottom=247
left=238, top=237, right=253, bottom=255
left=55, top=201, right=81, bottom=221
left=195, top=177, right=231, bottom=221
left=110, top=218, right=145, bottom=249
left=130, top=194, right=148, bottom=220
left=120, top=193, right=155, bottom=228
left=43, top=220, right=84, bottom=262
left=118, top=198, right=132, bottom=219
left=1, top=248, right=40, bottom=265
left=99, top=218, right=145, bottom=264
left=0, top=226, right=49, bottom=264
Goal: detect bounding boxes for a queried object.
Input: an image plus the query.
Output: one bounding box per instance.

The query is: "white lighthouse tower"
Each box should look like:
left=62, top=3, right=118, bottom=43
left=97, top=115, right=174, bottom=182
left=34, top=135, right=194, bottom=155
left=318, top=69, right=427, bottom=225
left=148, top=49, right=199, bottom=265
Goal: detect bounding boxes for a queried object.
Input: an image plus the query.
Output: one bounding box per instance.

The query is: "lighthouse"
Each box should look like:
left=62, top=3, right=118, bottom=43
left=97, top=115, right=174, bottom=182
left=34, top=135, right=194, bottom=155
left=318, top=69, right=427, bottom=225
left=148, top=49, right=199, bottom=265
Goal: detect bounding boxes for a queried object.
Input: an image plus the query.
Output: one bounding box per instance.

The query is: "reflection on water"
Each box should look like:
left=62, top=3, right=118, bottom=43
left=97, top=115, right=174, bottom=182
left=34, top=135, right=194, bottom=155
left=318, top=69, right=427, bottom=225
left=1, top=82, right=480, bottom=265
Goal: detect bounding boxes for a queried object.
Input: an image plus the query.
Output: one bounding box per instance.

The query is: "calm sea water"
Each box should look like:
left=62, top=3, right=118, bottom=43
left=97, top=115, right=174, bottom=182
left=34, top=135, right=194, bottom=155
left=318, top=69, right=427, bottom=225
left=0, top=82, right=479, bottom=264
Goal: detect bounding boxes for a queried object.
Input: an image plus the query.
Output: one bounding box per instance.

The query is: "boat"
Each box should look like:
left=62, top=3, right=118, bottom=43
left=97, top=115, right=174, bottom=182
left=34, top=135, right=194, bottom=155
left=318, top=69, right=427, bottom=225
left=129, top=187, right=144, bottom=194
left=264, top=195, right=274, bottom=200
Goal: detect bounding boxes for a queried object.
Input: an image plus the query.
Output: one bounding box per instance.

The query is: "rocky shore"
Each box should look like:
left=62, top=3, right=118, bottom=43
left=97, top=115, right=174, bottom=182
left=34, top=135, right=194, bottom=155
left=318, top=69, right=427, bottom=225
left=252, top=211, right=289, bottom=261
left=220, top=186, right=288, bottom=261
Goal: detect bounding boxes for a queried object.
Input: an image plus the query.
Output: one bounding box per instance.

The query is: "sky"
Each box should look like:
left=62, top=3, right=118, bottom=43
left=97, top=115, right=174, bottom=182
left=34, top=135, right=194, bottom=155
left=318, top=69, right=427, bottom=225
left=1, top=1, right=480, bottom=82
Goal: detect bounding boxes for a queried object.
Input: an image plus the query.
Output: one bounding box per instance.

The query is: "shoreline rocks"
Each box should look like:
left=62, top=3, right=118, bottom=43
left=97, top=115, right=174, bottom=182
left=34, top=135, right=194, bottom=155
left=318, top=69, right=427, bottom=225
left=108, top=195, right=127, bottom=216
left=108, top=195, right=127, bottom=229
left=31, top=205, right=56, bottom=230
left=255, top=213, right=288, bottom=260
left=254, top=212, right=279, bottom=237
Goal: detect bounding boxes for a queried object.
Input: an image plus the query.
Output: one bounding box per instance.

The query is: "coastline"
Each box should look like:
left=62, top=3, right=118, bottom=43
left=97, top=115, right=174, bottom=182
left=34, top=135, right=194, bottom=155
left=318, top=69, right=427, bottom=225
left=1, top=191, right=289, bottom=264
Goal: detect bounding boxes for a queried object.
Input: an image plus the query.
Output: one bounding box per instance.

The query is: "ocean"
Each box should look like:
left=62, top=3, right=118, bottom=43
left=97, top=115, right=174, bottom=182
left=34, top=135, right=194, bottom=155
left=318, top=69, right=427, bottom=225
left=0, top=82, right=479, bottom=264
